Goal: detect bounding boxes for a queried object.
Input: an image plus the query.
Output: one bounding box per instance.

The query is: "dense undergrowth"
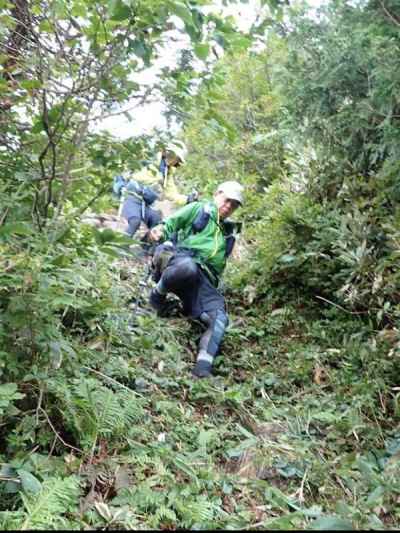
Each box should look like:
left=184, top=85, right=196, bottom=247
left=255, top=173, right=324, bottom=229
left=1, top=221, right=399, bottom=529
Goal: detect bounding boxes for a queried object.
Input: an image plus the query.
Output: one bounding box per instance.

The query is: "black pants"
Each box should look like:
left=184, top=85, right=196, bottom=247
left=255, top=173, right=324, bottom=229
left=157, top=253, right=228, bottom=363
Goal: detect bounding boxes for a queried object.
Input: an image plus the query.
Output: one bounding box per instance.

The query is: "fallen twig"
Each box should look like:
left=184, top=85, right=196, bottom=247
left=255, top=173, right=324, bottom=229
left=40, top=407, right=83, bottom=454
left=315, top=295, right=367, bottom=315
left=82, top=365, right=141, bottom=396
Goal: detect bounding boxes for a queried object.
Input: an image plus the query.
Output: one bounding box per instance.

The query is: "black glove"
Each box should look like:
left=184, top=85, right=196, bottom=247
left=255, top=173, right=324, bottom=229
left=186, top=189, right=199, bottom=204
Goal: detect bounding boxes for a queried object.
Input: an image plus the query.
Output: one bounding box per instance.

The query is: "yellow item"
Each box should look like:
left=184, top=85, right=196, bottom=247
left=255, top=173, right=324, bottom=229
left=127, top=161, right=188, bottom=207
left=130, top=167, right=159, bottom=186
left=163, top=166, right=187, bottom=206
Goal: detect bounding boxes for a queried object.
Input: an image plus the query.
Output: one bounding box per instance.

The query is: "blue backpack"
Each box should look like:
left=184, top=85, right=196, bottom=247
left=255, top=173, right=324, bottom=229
left=112, top=175, right=127, bottom=198
left=125, top=179, right=159, bottom=205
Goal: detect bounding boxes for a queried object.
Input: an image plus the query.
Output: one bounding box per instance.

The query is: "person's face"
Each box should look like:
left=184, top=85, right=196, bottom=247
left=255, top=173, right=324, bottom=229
left=214, top=191, right=240, bottom=219
left=166, top=153, right=182, bottom=168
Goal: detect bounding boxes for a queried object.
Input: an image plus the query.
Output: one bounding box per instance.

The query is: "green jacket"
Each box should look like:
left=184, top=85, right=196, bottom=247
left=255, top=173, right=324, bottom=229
left=162, top=200, right=228, bottom=285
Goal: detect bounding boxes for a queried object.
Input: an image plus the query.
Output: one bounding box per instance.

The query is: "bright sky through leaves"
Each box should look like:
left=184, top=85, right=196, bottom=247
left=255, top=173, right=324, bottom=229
left=98, top=0, right=327, bottom=139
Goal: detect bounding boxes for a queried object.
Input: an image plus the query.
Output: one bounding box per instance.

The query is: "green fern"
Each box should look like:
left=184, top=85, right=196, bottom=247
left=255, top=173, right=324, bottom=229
left=154, top=505, right=177, bottom=525
left=175, top=495, right=216, bottom=527
left=113, top=483, right=165, bottom=513
left=19, top=476, right=80, bottom=530
left=0, top=510, right=25, bottom=530
left=49, top=377, right=144, bottom=450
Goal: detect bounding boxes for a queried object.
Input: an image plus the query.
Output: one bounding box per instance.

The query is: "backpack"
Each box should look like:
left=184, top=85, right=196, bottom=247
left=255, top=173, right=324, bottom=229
left=191, top=203, right=241, bottom=258
left=125, top=179, right=159, bottom=205
left=112, top=175, right=127, bottom=198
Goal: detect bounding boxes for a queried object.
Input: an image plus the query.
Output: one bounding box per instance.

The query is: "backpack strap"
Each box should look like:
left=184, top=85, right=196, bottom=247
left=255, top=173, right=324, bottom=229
left=113, top=175, right=127, bottom=198
left=191, top=202, right=212, bottom=233
left=125, top=179, right=159, bottom=206
left=190, top=203, right=239, bottom=258
left=221, top=220, right=237, bottom=258
left=125, top=179, right=144, bottom=199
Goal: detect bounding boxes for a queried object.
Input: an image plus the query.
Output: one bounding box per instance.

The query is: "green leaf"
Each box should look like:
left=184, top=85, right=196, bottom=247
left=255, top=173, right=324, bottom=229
left=205, top=109, right=236, bottom=141
left=110, top=0, right=131, bottom=21
left=263, top=512, right=303, bottom=529
left=0, top=383, right=24, bottom=401
left=0, top=464, right=17, bottom=478
left=312, top=411, right=338, bottom=423
left=123, top=111, right=133, bottom=122
left=39, top=19, right=52, bottom=32
left=31, top=119, right=45, bottom=133
left=47, top=105, right=63, bottom=125
left=20, top=79, right=42, bottom=90
left=172, top=455, right=199, bottom=483
left=194, top=43, right=209, bottom=61
left=311, top=516, right=353, bottom=530
left=130, top=39, right=151, bottom=64
left=366, top=485, right=384, bottom=505
left=231, top=35, right=252, bottom=51
left=279, top=253, right=296, bottom=263
left=4, top=480, right=20, bottom=493
left=17, top=470, right=42, bottom=494
left=71, top=1, right=87, bottom=17
left=169, top=1, right=193, bottom=26
left=98, top=228, right=119, bottom=244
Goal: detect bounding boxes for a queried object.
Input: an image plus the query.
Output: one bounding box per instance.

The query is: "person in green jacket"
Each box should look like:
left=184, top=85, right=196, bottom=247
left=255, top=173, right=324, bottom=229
left=148, top=181, right=244, bottom=378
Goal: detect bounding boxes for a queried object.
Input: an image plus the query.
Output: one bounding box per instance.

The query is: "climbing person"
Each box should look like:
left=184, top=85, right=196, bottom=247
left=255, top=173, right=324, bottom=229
left=147, top=180, right=244, bottom=378
left=113, top=141, right=197, bottom=239
left=159, top=141, right=198, bottom=206
left=115, top=168, right=161, bottom=239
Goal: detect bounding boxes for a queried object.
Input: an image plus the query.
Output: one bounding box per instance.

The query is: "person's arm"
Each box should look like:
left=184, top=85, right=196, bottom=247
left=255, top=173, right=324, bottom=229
left=148, top=202, right=201, bottom=242
left=163, top=201, right=201, bottom=239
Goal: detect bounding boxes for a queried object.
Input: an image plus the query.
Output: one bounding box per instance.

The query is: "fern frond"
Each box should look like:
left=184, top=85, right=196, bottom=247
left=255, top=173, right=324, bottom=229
left=20, top=476, right=80, bottom=530
left=51, top=378, right=145, bottom=449
left=176, top=495, right=216, bottom=527
left=155, top=505, right=177, bottom=523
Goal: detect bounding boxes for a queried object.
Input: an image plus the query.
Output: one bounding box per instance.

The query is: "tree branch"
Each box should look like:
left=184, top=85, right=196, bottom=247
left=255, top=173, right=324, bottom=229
left=40, top=407, right=83, bottom=454
left=379, top=0, right=400, bottom=27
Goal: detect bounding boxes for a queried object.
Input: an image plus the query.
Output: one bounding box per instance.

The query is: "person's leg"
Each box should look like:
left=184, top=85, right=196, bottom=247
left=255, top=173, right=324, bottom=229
left=149, top=255, right=198, bottom=313
left=145, top=207, right=162, bottom=229
left=193, top=308, right=229, bottom=378
left=157, top=255, right=198, bottom=293
left=126, top=216, right=141, bottom=237
left=149, top=257, right=228, bottom=377
left=121, top=197, right=142, bottom=237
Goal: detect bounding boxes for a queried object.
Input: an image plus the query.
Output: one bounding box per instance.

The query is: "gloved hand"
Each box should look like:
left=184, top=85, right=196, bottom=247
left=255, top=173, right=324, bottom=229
left=151, top=241, right=176, bottom=282
left=186, top=189, right=199, bottom=204
left=149, top=224, right=164, bottom=242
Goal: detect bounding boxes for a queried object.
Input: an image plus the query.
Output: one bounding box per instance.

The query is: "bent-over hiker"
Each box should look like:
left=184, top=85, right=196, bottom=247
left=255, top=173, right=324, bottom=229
left=148, top=181, right=244, bottom=378
left=117, top=169, right=161, bottom=239
left=114, top=141, right=197, bottom=239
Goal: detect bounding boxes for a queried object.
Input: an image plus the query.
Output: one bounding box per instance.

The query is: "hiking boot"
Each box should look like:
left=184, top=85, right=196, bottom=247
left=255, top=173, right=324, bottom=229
left=149, top=288, right=167, bottom=314
left=192, top=366, right=212, bottom=379
left=192, top=360, right=212, bottom=379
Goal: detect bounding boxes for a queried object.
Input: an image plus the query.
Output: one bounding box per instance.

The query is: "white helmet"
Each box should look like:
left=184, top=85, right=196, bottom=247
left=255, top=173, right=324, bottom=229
left=166, top=140, right=188, bottom=164
left=217, top=180, right=244, bottom=205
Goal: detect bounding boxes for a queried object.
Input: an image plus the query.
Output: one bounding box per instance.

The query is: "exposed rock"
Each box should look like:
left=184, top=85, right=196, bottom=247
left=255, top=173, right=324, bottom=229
left=81, top=212, right=128, bottom=233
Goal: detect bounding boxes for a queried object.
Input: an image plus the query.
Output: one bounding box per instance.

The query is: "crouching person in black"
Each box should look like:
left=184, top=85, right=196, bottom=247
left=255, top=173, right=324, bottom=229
left=148, top=181, right=244, bottom=379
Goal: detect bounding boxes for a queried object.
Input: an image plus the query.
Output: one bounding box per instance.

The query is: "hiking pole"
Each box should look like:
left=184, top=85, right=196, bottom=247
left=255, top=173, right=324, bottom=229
left=132, top=247, right=156, bottom=317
